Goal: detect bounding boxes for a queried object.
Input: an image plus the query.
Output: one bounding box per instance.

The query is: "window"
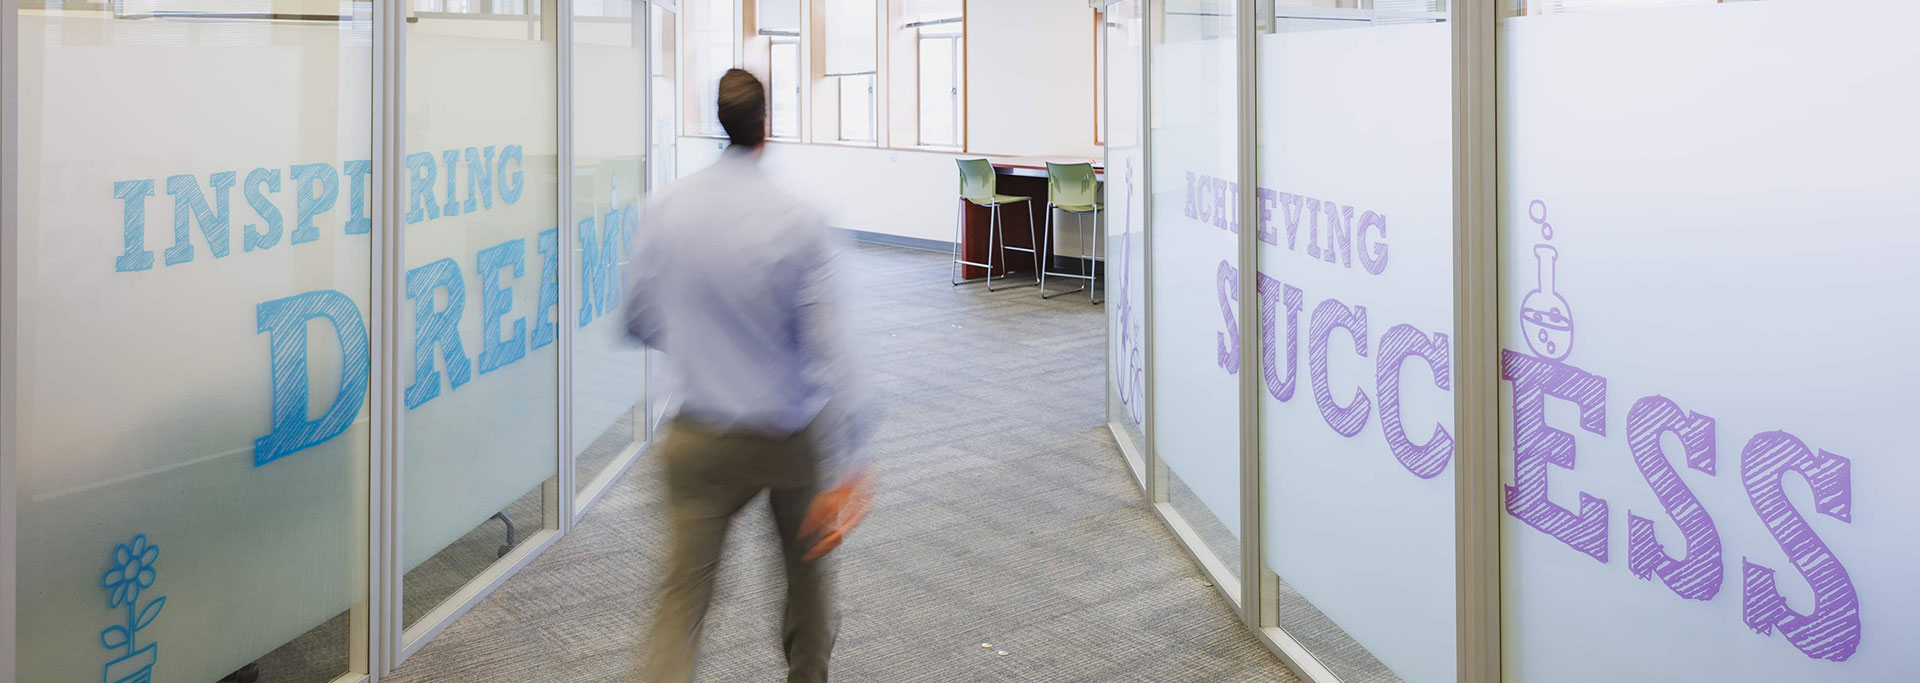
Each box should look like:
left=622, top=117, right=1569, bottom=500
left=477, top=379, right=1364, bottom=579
left=1514, top=0, right=1726, bottom=13
left=414, top=0, right=533, bottom=14
left=1271, top=1, right=1447, bottom=31
left=769, top=38, right=803, bottom=138
left=902, top=0, right=962, bottom=148
left=759, top=0, right=804, bottom=139
left=685, top=0, right=738, bottom=136
left=836, top=73, right=877, bottom=141
left=915, top=22, right=960, bottom=147
left=823, top=0, right=879, bottom=143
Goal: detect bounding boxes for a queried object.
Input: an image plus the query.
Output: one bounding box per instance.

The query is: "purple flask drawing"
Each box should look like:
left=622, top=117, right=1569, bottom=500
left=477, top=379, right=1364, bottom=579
left=1520, top=243, right=1574, bottom=361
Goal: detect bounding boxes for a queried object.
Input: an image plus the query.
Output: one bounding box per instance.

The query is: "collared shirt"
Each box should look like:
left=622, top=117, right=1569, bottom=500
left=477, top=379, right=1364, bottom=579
left=622, top=149, right=871, bottom=478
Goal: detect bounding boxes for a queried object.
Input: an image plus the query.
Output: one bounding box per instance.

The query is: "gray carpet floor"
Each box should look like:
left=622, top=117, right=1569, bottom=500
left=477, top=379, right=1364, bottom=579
left=379, top=242, right=1298, bottom=682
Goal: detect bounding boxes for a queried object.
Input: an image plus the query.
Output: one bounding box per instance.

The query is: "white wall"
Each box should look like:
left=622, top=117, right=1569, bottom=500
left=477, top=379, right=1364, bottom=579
left=966, top=0, right=1102, bottom=159
left=677, top=138, right=969, bottom=245
left=675, top=0, right=1103, bottom=248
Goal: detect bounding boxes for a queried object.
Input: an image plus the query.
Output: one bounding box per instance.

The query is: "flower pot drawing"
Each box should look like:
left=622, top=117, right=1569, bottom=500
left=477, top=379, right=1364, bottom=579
left=1520, top=244, right=1575, bottom=361
left=102, top=643, right=157, bottom=683
left=100, top=534, right=165, bottom=683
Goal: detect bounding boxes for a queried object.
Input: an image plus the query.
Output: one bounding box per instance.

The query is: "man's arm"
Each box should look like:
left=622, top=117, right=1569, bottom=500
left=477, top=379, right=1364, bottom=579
left=621, top=206, right=663, bottom=348
left=793, top=227, right=878, bottom=560
left=794, top=228, right=874, bottom=484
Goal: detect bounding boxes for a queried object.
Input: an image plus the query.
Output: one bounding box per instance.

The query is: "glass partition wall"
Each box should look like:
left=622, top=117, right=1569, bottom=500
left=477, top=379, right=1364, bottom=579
left=1106, top=1, right=1920, bottom=681
left=1147, top=0, right=1245, bottom=595
left=571, top=1, right=652, bottom=514
left=1, top=0, right=676, bottom=678
left=1496, top=1, right=1918, bottom=680
left=11, top=5, right=373, bottom=681
left=1104, top=0, right=1147, bottom=485
left=401, top=0, right=561, bottom=636
left=1258, top=2, right=1456, bottom=681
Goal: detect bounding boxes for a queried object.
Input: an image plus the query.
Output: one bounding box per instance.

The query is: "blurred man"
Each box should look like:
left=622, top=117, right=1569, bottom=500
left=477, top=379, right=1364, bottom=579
left=623, top=69, right=874, bottom=683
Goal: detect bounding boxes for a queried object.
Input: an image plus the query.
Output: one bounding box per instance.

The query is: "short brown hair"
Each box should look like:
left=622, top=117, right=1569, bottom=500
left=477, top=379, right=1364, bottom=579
left=717, top=69, right=767, bottom=149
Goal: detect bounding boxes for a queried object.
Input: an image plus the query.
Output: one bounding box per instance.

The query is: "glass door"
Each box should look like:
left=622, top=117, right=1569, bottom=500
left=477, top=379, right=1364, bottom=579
left=1148, top=0, right=1243, bottom=590
left=400, top=0, right=561, bottom=636
left=1104, top=0, right=1148, bottom=484
left=1257, top=2, right=1456, bottom=681
left=648, top=0, right=680, bottom=433
left=571, top=0, right=652, bottom=511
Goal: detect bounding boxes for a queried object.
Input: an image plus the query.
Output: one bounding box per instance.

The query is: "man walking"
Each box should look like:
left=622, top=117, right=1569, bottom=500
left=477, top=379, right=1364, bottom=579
left=624, top=69, right=874, bottom=683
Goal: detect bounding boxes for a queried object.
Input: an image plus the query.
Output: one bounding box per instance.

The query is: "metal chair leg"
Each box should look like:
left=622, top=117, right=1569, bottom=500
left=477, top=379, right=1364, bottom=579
left=950, top=199, right=965, bottom=286
left=1091, top=206, right=1104, bottom=304
left=986, top=205, right=1004, bottom=291
left=1040, top=202, right=1053, bottom=294
left=1041, top=208, right=1100, bottom=301
left=1026, top=201, right=1040, bottom=284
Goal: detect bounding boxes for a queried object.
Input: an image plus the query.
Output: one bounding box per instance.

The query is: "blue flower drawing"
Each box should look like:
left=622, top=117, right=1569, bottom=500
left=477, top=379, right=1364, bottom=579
left=99, top=534, right=165, bottom=683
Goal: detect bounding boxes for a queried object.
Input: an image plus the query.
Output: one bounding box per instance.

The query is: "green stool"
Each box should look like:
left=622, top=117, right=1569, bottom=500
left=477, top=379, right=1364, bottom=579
left=950, top=158, right=1038, bottom=291
left=1040, top=161, right=1103, bottom=304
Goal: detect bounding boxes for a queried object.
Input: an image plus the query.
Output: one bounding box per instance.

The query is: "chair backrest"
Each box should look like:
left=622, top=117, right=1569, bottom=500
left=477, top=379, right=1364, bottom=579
left=956, top=158, right=998, bottom=205
left=1046, top=162, right=1099, bottom=208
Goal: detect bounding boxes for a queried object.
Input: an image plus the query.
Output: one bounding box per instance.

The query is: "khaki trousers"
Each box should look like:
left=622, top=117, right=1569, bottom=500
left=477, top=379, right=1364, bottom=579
left=641, top=419, right=837, bottom=683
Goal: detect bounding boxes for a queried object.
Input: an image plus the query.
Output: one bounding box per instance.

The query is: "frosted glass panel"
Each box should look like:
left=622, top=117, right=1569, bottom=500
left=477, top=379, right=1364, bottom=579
left=1258, top=14, right=1455, bottom=683
left=14, top=5, right=370, bottom=681
left=1105, top=0, right=1146, bottom=479
left=1499, top=1, right=1920, bottom=679
left=1149, top=0, right=1240, bottom=575
left=403, top=8, right=559, bottom=629
left=573, top=1, right=650, bottom=500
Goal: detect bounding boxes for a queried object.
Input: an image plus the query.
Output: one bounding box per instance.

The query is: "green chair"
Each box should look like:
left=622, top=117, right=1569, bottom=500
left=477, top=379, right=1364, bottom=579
left=950, top=158, right=1038, bottom=290
left=1040, top=162, right=1103, bottom=304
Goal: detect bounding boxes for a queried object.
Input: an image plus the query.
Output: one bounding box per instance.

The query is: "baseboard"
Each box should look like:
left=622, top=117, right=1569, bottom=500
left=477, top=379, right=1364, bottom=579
left=834, top=227, right=953, bottom=253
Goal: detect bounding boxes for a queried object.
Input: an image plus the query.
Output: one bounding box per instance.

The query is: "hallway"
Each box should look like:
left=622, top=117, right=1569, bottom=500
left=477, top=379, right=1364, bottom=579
left=385, top=243, right=1296, bottom=682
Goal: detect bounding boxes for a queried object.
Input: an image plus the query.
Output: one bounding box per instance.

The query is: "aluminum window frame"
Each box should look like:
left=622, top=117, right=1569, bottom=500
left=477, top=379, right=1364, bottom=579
left=0, top=0, right=19, bottom=676
left=913, top=30, right=960, bottom=147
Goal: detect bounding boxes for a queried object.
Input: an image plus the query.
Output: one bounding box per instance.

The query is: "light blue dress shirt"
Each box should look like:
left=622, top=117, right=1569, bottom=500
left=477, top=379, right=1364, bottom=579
left=622, top=149, right=871, bottom=479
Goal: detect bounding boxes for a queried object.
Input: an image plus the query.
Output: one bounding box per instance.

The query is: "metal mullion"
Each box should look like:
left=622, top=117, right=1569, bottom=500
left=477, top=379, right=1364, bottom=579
left=1142, top=0, right=1165, bottom=508
left=557, top=0, right=577, bottom=535
left=0, top=0, right=18, bottom=675
left=1233, top=0, right=1261, bottom=630
left=1099, top=0, right=1117, bottom=472
left=371, top=0, right=409, bottom=676
left=642, top=3, right=661, bottom=443
left=1453, top=0, right=1501, bottom=681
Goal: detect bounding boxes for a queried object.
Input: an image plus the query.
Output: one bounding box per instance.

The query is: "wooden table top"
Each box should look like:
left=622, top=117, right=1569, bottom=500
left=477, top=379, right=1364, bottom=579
left=990, top=155, right=1105, bottom=178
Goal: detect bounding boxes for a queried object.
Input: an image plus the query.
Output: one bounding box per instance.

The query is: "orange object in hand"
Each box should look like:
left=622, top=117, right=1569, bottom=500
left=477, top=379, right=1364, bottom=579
left=799, top=469, right=875, bottom=562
